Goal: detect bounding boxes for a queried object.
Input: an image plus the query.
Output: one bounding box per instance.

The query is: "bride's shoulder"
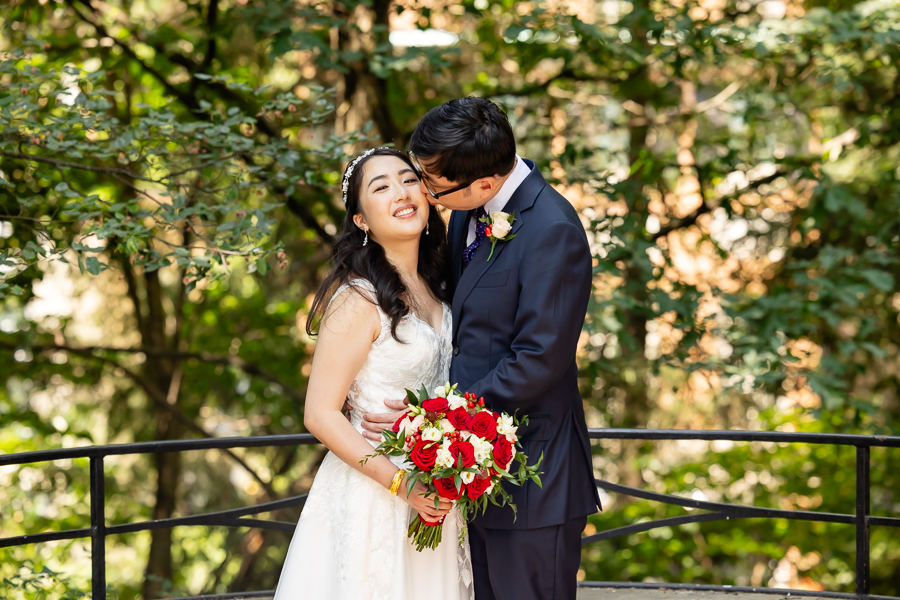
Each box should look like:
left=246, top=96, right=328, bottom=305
left=321, top=278, right=382, bottom=339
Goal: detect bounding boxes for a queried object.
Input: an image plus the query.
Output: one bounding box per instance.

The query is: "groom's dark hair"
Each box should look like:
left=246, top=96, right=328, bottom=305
left=409, top=97, right=516, bottom=183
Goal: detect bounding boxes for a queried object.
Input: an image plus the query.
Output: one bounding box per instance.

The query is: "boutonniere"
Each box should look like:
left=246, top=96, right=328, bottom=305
left=479, top=210, right=516, bottom=261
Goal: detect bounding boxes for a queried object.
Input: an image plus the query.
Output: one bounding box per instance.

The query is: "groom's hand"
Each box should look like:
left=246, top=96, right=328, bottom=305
left=360, top=398, right=409, bottom=442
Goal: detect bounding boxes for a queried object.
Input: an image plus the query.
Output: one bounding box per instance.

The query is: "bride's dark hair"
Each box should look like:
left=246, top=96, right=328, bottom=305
left=307, top=148, right=449, bottom=341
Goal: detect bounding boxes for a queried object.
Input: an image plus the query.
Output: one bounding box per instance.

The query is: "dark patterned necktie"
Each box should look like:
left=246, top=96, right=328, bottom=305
left=462, top=206, right=488, bottom=268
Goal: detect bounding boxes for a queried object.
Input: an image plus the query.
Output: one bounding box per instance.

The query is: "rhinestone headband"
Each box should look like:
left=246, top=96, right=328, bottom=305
left=342, top=147, right=390, bottom=205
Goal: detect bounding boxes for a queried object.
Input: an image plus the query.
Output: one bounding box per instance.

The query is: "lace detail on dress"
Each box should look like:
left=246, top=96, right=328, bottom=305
left=456, top=509, right=474, bottom=594
left=274, top=277, right=469, bottom=600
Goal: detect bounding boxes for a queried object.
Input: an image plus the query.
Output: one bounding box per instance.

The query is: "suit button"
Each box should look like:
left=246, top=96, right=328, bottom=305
left=453, top=346, right=459, bottom=356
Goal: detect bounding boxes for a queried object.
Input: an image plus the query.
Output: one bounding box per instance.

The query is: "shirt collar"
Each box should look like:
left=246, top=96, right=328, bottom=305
left=484, top=155, right=532, bottom=215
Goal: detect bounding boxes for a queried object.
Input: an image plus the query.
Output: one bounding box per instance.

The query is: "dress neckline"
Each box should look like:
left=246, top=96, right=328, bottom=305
left=409, top=302, right=449, bottom=338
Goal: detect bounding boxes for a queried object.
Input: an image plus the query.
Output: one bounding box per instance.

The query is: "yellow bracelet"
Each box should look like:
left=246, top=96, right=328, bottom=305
left=389, top=469, right=406, bottom=496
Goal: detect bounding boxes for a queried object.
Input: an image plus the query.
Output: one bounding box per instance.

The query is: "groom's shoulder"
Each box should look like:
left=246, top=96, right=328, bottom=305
left=530, top=178, right=585, bottom=236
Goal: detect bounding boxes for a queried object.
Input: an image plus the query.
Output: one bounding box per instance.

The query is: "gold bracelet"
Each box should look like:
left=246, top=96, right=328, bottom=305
left=389, top=469, right=406, bottom=496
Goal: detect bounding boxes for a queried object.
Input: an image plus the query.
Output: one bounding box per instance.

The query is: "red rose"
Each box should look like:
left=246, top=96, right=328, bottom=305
left=448, top=440, right=476, bottom=468
left=434, top=476, right=463, bottom=500
left=468, top=411, right=498, bottom=441
left=466, top=474, right=493, bottom=500
left=447, top=407, right=470, bottom=431
left=392, top=410, right=411, bottom=433
left=492, top=437, right=514, bottom=469
left=410, top=439, right=438, bottom=470
left=422, top=397, right=450, bottom=414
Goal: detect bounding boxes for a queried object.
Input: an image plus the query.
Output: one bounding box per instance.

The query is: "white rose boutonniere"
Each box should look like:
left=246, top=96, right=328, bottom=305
left=479, top=210, right=516, bottom=261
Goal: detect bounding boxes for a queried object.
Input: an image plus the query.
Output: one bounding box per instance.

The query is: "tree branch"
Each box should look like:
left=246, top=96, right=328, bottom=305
left=0, top=341, right=305, bottom=403
left=654, top=168, right=798, bottom=241
left=488, top=69, right=614, bottom=99
left=0, top=340, right=279, bottom=498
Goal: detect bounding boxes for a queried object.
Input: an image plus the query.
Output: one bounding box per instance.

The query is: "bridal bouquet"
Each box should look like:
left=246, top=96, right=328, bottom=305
left=365, top=382, right=542, bottom=551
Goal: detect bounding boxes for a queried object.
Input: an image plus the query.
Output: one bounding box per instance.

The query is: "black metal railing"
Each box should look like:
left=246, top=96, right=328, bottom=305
left=1, top=429, right=898, bottom=599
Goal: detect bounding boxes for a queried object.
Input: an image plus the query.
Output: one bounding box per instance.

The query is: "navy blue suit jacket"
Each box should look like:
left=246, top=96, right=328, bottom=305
left=448, top=160, right=602, bottom=531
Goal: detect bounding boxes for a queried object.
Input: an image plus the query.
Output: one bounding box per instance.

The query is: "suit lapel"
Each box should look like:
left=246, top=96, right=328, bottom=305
left=451, top=160, right=546, bottom=341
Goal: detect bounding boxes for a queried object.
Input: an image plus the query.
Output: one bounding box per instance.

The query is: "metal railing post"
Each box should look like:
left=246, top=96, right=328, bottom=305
left=855, top=445, right=870, bottom=597
left=90, top=456, right=106, bottom=600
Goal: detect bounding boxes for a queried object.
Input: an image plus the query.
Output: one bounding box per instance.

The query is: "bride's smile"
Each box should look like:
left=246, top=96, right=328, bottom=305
left=393, top=204, right=417, bottom=218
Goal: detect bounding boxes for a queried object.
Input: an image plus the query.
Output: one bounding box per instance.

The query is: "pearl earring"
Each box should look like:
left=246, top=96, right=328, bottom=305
left=363, top=228, right=368, bottom=246
left=426, top=222, right=430, bottom=236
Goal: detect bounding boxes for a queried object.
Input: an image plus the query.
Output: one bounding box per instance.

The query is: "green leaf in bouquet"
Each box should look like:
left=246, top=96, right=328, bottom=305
left=405, top=470, right=427, bottom=497
left=418, top=383, right=430, bottom=401
left=491, top=461, right=512, bottom=477
left=405, top=388, right=420, bottom=406
left=432, top=467, right=454, bottom=479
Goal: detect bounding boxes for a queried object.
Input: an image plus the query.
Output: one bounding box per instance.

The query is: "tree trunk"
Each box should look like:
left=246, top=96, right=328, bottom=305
left=141, top=268, right=184, bottom=599
left=334, top=0, right=403, bottom=147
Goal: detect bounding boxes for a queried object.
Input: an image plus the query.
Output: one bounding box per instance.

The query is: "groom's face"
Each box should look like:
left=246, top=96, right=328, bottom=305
left=416, top=159, right=502, bottom=212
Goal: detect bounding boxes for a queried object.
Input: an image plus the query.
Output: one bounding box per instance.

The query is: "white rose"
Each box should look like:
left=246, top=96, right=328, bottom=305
left=447, top=393, right=467, bottom=410
left=437, top=418, right=454, bottom=433
left=460, top=471, right=476, bottom=484
left=395, top=417, right=412, bottom=436
left=435, top=447, right=454, bottom=470
left=490, top=212, right=512, bottom=238
left=421, top=427, right=442, bottom=442
left=433, top=383, right=450, bottom=398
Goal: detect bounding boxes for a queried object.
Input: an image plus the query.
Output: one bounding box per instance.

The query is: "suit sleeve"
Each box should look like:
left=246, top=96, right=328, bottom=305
left=469, top=218, right=591, bottom=412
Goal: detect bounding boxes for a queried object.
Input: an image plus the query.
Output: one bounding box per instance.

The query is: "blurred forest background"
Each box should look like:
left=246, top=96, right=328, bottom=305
left=1, top=0, right=899, bottom=597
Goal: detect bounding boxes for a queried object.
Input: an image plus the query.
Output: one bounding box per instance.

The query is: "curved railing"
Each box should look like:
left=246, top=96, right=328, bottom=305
left=1, top=429, right=898, bottom=600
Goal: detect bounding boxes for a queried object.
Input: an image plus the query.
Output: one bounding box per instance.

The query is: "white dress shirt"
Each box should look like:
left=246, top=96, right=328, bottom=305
left=466, top=155, right=533, bottom=246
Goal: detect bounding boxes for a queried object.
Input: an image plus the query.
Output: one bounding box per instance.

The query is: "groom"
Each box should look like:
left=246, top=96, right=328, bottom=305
left=361, top=97, right=601, bottom=599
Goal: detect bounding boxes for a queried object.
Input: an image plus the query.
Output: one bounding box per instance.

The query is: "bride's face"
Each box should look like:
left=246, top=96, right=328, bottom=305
left=354, top=155, right=430, bottom=246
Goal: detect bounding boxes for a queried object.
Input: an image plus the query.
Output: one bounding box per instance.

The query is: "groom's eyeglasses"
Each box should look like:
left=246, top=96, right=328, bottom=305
left=407, top=150, right=481, bottom=200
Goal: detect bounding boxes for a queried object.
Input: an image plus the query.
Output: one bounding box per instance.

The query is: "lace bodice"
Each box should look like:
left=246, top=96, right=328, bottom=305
left=333, top=279, right=452, bottom=440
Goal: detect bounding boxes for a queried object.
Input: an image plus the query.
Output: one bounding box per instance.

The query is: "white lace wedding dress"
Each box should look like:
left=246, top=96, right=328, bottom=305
left=273, top=279, right=472, bottom=600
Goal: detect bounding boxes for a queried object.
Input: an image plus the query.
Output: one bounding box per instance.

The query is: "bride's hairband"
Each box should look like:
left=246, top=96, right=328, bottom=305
left=342, top=147, right=391, bottom=205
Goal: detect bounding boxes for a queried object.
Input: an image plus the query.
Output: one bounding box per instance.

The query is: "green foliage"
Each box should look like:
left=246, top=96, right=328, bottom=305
left=1, top=0, right=898, bottom=596
left=2, top=561, right=99, bottom=600
left=0, top=42, right=362, bottom=296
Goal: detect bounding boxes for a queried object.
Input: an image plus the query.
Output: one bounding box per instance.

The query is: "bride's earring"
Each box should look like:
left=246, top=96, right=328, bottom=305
left=426, top=222, right=430, bottom=236
left=363, top=227, right=369, bottom=246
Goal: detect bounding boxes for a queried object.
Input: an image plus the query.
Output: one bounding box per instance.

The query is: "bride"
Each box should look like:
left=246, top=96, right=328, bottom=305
left=273, top=148, right=472, bottom=600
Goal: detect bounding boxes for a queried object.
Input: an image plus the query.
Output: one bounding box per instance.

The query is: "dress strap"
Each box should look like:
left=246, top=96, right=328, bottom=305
left=332, top=278, right=376, bottom=303
left=328, top=278, right=389, bottom=342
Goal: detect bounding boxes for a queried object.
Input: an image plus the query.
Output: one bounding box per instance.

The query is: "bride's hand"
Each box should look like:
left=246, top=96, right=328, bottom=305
left=399, top=476, right=453, bottom=522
